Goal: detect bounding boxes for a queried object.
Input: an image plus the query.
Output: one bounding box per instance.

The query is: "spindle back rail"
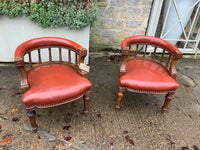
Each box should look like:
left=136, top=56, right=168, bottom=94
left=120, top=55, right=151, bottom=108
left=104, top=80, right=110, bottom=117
left=24, top=46, right=80, bottom=71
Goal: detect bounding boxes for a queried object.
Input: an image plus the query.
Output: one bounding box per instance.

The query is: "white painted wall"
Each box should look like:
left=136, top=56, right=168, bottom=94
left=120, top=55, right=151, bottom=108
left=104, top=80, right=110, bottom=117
left=0, top=16, right=90, bottom=63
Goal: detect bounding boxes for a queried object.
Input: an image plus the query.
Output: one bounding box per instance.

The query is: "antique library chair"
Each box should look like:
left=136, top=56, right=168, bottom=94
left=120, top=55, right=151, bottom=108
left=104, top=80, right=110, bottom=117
left=14, top=37, right=92, bottom=132
left=116, top=35, right=182, bottom=113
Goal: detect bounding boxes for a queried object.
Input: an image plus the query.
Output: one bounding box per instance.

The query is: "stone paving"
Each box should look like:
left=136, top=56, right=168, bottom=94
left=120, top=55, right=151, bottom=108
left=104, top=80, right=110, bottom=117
left=0, top=54, right=200, bottom=150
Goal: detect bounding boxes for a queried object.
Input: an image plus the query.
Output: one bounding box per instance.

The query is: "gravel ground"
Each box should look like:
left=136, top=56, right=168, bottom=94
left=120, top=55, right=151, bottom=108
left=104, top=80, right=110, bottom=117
left=0, top=55, right=200, bottom=150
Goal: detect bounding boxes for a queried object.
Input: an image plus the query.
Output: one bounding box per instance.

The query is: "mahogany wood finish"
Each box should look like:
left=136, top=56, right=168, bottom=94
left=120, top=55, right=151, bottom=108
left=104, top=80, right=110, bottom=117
left=14, top=37, right=92, bottom=132
left=116, top=35, right=182, bottom=113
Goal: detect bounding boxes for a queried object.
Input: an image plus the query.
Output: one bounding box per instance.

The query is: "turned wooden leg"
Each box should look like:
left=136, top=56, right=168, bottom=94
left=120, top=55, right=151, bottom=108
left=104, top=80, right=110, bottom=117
left=83, top=91, right=91, bottom=114
left=162, top=91, right=175, bottom=113
left=115, top=87, right=125, bottom=111
left=26, top=109, right=38, bottom=132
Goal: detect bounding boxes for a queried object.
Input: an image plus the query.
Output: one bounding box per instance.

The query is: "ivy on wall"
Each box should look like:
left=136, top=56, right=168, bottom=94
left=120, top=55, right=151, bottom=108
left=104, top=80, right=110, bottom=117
left=0, top=0, right=98, bottom=30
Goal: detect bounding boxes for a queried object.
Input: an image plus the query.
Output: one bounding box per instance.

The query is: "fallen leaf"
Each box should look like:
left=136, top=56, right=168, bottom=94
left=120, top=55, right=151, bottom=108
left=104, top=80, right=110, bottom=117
left=33, top=142, right=37, bottom=147
left=193, top=145, right=200, bottom=150
left=12, top=117, right=19, bottom=122
left=0, top=136, right=13, bottom=145
left=125, top=135, right=134, bottom=146
left=73, top=104, right=78, bottom=107
left=123, top=130, right=128, bottom=134
left=186, top=89, right=190, bottom=93
left=63, top=125, right=71, bottom=130
left=125, top=135, right=130, bottom=141
left=181, top=147, right=189, bottom=150
left=38, top=135, right=41, bottom=139
left=11, top=109, right=18, bottom=113
left=0, top=125, right=2, bottom=132
left=154, top=104, right=157, bottom=106
left=64, top=137, right=72, bottom=141
left=129, top=139, right=134, bottom=146
left=97, top=113, right=101, bottom=118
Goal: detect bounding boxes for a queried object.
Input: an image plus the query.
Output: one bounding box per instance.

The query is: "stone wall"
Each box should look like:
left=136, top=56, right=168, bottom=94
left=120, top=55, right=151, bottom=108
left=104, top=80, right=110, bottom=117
left=90, top=0, right=153, bottom=50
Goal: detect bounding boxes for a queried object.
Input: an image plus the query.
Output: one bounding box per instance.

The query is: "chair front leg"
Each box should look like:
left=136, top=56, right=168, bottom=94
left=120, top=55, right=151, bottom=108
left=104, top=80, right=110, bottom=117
left=83, top=90, right=91, bottom=114
left=26, top=109, right=38, bottom=132
left=115, top=87, right=125, bottom=111
left=162, top=91, right=175, bottom=113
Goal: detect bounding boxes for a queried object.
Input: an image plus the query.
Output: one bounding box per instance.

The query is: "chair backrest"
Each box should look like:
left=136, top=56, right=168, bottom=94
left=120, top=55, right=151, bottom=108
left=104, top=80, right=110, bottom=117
left=121, top=35, right=182, bottom=69
left=14, top=37, right=87, bottom=71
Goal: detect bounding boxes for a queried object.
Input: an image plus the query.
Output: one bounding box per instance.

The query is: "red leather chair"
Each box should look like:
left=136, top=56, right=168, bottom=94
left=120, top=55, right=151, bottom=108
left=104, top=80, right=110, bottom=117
left=14, top=37, right=92, bottom=132
left=116, top=35, right=182, bottom=113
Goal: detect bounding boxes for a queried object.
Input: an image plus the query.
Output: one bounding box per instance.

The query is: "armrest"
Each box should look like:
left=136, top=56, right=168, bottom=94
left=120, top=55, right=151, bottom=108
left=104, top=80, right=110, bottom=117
left=14, top=58, right=30, bottom=93
left=78, top=48, right=89, bottom=78
left=119, top=48, right=130, bottom=78
left=169, top=51, right=183, bottom=79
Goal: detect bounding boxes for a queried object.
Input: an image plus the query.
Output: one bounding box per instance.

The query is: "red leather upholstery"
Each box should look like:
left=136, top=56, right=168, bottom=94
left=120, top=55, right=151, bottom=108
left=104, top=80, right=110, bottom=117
left=120, top=59, right=179, bottom=92
left=15, top=37, right=83, bottom=59
left=121, top=35, right=180, bottom=54
left=23, top=64, right=92, bottom=108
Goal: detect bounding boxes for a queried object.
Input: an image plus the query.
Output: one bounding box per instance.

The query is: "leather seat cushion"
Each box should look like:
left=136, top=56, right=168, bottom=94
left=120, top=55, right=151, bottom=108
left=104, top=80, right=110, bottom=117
left=23, top=64, right=92, bottom=107
left=120, top=59, right=179, bottom=92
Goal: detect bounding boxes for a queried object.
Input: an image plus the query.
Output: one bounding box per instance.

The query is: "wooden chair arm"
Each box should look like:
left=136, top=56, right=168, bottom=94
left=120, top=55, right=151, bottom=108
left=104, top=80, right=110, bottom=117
left=78, top=48, right=89, bottom=78
left=119, top=48, right=130, bottom=78
left=14, top=58, right=30, bottom=93
left=169, top=51, right=183, bottom=79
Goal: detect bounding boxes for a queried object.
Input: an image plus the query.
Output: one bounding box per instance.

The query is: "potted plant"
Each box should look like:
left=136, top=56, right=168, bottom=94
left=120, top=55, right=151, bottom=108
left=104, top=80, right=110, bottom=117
left=0, top=0, right=98, bottom=63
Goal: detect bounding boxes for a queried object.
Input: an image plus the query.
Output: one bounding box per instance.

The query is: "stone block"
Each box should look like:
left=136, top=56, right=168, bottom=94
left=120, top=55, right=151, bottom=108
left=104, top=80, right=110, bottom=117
left=126, top=0, right=140, bottom=7
left=110, top=0, right=125, bottom=7
left=115, top=30, right=133, bottom=41
left=98, top=8, right=107, bottom=18
left=100, top=19, right=124, bottom=29
left=140, top=0, right=153, bottom=5
left=107, top=7, right=121, bottom=18
left=97, top=0, right=108, bottom=7
left=126, top=21, right=142, bottom=29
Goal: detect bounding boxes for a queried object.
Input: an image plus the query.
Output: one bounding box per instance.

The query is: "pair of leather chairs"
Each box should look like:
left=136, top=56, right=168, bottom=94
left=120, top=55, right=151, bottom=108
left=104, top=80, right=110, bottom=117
left=14, top=36, right=182, bottom=132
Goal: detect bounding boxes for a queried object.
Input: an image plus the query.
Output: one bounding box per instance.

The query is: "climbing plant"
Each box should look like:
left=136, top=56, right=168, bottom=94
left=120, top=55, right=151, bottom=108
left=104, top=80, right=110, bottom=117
left=0, top=0, right=98, bottom=30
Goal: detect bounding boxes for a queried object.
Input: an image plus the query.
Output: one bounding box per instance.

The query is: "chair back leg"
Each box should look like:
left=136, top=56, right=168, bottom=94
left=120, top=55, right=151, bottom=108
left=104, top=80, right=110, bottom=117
left=27, top=109, right=38, bottom=132
left=115, top=87, right=125, bottom=111
left=162, top=91, right=175, bottom=113
left=83, top=90, right=91, bottom=114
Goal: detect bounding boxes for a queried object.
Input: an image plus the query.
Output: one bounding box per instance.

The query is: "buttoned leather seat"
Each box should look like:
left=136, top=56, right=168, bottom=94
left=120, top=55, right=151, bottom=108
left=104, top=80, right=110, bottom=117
left=120, top=59, right=179, bottom=92
left=23, top=64, right=92, bottom=108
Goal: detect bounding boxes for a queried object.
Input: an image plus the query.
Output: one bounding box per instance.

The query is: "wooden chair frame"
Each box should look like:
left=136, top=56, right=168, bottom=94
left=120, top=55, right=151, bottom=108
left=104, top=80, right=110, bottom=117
left=14, top=37, right=91, bottom=132
left=116, top=35, right=183, bottom=113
